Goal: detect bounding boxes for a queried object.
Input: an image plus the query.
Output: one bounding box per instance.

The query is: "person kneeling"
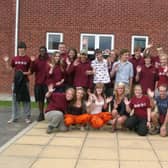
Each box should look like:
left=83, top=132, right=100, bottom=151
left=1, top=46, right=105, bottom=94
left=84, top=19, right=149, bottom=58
left=124, top=85, right=151, bottom=136
left=45, top=85, right=75, bottom=134
left=64, top=87, right=90, bottom=131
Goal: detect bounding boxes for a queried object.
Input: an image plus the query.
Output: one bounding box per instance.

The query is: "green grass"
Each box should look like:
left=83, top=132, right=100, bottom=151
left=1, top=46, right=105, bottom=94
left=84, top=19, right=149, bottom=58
left=0, top=101, right=38, bottom=108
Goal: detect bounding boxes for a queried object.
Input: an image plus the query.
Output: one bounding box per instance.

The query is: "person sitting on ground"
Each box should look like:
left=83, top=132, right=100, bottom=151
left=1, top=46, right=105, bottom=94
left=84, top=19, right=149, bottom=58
left=111, top=82, right=129, bottom=132
left=64, top=87, right=90, bottom=131
left=124, top=84, right=151, bottom=136
left=45, top=85, right=75, bottom=134
left=147, top=85, right=168, bottom=137
left=86, top=83, right=112, bottom=129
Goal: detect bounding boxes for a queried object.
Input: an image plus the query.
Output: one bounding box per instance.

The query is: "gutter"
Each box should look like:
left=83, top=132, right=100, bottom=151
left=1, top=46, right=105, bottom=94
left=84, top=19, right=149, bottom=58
left=14, top=0, right=19, bottom=56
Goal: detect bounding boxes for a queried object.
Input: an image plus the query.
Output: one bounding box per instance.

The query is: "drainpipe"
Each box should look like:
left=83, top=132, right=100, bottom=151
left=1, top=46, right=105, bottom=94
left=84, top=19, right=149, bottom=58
left=14, top=0, right=19, bottom=56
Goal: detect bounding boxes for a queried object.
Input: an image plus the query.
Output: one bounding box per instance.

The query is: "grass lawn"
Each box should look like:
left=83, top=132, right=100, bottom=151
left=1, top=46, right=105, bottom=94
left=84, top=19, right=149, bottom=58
left=0, top=101, right=38, bottom=108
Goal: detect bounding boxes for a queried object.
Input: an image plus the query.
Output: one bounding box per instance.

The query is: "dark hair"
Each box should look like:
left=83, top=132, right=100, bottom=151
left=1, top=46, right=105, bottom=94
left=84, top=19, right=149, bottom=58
left=58, top=42, right=65, bottom=46
left=158, top=84, right=168, bottom=91
left=39, top=46, right=47, bottom=52
left=18, top=41, right=27, bottom=49
left=120, top=48, right=129, bottom=56
left=134, top=46, right=141, bottom=52
left=144, top=53, right=151, bottom=59
left=95, top=48, right=102, bottom=54
left=68, top=48, right=77, bottom=60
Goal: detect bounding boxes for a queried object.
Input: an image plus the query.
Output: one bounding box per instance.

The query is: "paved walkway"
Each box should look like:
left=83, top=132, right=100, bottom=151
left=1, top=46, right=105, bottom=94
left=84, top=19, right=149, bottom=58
left=0, top=121, right=167, bottom=168
left=0, top=107, right=38, bottom=147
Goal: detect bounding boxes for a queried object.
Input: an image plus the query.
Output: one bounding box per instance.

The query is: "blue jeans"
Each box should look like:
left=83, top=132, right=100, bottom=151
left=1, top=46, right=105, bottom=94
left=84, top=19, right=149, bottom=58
left=11, top=83, right=31, bottom=120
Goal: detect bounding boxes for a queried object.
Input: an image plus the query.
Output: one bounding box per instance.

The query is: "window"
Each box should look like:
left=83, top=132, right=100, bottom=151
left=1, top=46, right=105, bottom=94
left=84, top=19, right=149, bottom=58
left=131, top=35, right=149, bottom=54
left=80, top=34, right=114, bottom=55
left=46, top=32, right=63, bottom=53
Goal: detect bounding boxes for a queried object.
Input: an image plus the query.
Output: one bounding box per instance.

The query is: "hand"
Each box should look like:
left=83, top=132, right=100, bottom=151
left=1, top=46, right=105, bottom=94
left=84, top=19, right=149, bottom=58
left=66, top=58, right=71, bottom=65
left=146, top=43, right=153, bottom=49
left=89, top=94, right=96, bottom=103
left=106, top=96, right=113, bottom=104
left=160, top=125, right=166, bottom=134
left=147, top=88, right=154, bottom=98
left=73, top=59, right=80, bottom=66
left=30, top=55, right=36, bottom=61
left=60, top=79, right=64, bottom=83
left=155, top=62, right=160, bottom=69
left=163, top=66, right=168, bottom=73
left=48, top=62, right=54, bottom=68
left=87, top=89, right=91, bottom=95
left=147, top=121, right=151, bottom=129
left=124, top=97, right=130, bottom=105
left=56, top=81, right=62, bottom=86
left=114, top=63, right=119, bottom=72
left=136, top=65, right=142, bottom=73
left=130, top=109, right=134, bottom=116
left=85, top=70, right=93, bottom=75
left=3, top=55, right=9, bottom=62
left=48, top=84, right=55, bottom=92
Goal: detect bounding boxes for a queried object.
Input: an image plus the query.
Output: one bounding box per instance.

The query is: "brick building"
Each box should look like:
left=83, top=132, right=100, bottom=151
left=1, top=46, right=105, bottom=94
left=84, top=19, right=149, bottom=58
left=0, top=0, right=168, bottom=94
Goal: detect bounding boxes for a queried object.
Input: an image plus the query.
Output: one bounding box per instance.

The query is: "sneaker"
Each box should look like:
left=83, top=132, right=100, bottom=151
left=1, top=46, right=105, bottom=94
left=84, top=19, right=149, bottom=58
left=37, top=113, right=45, bottom=122
left=46, top=125, right=54, bottom=134
left=59, top=126, right=68, bottom=132
left=7, top=118, right=18, bottom=124
left=25, top=118, right=31, bottom=124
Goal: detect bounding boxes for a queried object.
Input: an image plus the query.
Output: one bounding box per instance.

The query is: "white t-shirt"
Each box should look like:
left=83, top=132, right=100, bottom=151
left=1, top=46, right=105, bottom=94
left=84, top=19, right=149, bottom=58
left=91, top=58, right=110, bottom=84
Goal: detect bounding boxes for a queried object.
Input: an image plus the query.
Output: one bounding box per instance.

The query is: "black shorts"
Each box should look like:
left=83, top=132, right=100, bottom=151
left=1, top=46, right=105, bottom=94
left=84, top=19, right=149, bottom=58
left=34, top=84, right=48, bottom=102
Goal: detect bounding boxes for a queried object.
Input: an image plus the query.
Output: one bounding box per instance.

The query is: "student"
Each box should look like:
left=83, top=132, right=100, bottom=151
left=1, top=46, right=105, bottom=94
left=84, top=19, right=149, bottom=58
left=86, top=83, right=112, bottom=129
left=58, top=42, right=68, bottom=64
left=47, top=51, right=65, bottom=93
left=106, top=49, right=119, bottom=93
left=148, top=85, right=168, bottom=137
left=111, top=82, right=129, bottom=132
left=124, top=85, right=151, bottom=136
left=156, top=54, right=168, bottom=89
left=135, top=54, right=158, bottom=94
left=64, top=87, right=90, bottom=131
left=67, top=51, right=93, bottom=91
left=65, top=48, right=77, bottom=87
left=30, top=46, right=50, bottom=121
left=129, top=47, right=144, bottom=82
left=45, top=86, right=75, bottom=134
left=111, top=49, right=133, bottom=96
left=3, top=41, right=32, bottom=124
left=91, top=49, right=111, bottom=97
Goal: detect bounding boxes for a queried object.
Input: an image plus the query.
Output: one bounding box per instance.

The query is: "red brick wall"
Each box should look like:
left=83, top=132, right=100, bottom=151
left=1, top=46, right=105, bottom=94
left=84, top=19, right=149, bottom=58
left=0, top=0, right=16, bottom=94
left=0, top=0, right=168, bottom=94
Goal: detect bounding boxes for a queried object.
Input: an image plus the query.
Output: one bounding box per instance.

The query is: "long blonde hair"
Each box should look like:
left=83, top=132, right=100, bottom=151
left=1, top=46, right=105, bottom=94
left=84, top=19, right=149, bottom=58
left=114, top=82, right=126, bottom=103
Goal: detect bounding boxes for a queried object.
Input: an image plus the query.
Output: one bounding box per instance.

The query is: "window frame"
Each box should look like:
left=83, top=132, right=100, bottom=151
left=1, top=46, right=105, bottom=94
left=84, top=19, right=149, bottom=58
left=80, top=33, right=115, bottom=55
left=46, top=32, right=63, bottom=53
left=131, top=35, right=149, bottom=54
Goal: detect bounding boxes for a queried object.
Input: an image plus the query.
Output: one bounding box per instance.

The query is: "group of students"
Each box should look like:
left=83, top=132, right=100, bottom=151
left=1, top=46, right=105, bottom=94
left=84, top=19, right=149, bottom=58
left=3, top=41, right=168, bottom=137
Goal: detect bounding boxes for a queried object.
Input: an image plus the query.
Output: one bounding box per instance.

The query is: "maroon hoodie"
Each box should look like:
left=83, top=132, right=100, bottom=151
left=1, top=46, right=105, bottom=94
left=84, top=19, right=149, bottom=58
left=67, top=60, right=92, bottom=88
left=46, top=64, right=65, bottom=88
left=30, top=54, right=50, bottom=85
left=45, top=93, right=67, bottom=113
